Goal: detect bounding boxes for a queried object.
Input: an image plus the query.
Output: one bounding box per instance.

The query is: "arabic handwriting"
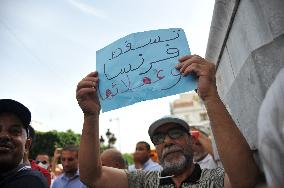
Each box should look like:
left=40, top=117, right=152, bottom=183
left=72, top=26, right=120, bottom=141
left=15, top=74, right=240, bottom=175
left=123, top=64, right=131, bottom=73
left=99, top=66, right=183, bottom=101
left=156, top=69, right=165, bottom=80
left=124, top=41, right=132, bottom=53
left=139, top=46, right=179, bottom=75
left=149, top=36, right=161, bottom=44
left=104, top=53, right=145, bottom=80
left=120, top=75, right=132, bottom=94
left=109, top=29, right=181, bottom=60
left=105, top=45, right=180, bottom=81
left=133, top=38, right=152, bottom=51
left=130, top=54, right=144, bottom=71
left=109, top=48, right=123, bottom=60
left=98, top=81, right=119, bottom=100
left=160, top=68, right=182, bottom=90
left=99, top=29, right=187, bottom=102
left=104, top=63, right=121, bottom=80
left=166, top=45, right=180, bottom=55
left=163, top=29, right=180, bottom=42
left=127, top=69, right=165, bottom=91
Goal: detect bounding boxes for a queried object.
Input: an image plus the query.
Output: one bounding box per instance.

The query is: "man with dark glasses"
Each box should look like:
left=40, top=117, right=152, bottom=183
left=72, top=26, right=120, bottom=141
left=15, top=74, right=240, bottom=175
left=76, top=54, right=260, bottom=188
left=149, top=120, right=189, bottom=146
left=35, top=153, right=50, bottom=170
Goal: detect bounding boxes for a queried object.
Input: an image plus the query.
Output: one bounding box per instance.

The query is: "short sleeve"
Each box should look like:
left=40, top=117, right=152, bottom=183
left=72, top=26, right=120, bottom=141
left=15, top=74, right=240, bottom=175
left=125, top=170, right=159, bottom=188
left=199, top=167, right=225, bottom=188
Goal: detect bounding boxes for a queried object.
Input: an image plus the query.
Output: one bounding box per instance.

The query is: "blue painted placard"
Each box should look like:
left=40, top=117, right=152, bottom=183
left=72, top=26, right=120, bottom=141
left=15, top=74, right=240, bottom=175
left=96, top=28, right=196, bottom=112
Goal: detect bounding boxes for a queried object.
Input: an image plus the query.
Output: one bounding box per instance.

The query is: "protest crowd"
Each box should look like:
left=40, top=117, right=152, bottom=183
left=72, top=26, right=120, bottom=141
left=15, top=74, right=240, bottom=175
left=1, top=53, right=283, bottom=188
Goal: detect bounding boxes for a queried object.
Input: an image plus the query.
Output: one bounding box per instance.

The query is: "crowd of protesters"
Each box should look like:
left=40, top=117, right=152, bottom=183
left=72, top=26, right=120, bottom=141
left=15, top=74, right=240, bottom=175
left=1, top=54, right=283, bottom=188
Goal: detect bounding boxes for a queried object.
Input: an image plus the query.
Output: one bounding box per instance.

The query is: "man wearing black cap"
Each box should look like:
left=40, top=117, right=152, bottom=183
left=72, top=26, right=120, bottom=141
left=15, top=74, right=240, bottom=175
left=0, top=99, right=48, bottom=188
left=76, top=55, right=260, bottom=188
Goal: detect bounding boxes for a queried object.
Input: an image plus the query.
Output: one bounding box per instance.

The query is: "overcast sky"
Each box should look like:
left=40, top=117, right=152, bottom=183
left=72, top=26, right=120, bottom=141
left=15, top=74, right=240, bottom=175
left=0, top=0, right=214, bottom=153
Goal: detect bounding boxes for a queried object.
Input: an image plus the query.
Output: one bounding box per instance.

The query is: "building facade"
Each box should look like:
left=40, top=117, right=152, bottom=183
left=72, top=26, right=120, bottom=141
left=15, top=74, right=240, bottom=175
left=170, top=92, right=210, bottom=135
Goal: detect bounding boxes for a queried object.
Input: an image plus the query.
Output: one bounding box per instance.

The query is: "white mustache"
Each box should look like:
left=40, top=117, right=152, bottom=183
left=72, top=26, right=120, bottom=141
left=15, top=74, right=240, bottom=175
left=162, top=145, right=183, bottom=158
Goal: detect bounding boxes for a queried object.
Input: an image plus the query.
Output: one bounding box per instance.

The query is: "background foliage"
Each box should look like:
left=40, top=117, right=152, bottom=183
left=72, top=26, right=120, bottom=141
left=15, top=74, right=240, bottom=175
left=30, top=129, right=80, bottom=159
left=30, top=129, right=133, bottom=166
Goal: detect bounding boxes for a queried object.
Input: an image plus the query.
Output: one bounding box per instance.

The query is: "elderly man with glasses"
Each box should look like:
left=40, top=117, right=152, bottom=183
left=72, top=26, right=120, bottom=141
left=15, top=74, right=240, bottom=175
left=76, top=55, right=260, bottom=188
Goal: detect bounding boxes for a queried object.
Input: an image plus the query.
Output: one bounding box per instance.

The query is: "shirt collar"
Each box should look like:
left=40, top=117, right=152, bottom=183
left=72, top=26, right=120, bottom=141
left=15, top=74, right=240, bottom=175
left=143, top=158, right=153, bottom=169
left=0, top=163, right=31, bottom=185
left=61, top=169, right=80, bottom=180
left=159, top=163, right=202, bottom=185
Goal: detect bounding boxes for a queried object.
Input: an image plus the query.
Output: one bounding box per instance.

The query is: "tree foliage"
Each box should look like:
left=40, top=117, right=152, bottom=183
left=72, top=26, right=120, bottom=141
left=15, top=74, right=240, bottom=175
left=30, top=128, right=133, bottom=168
left=30, top=129, right=80, bottom=159
left=123, top=153, right=134, bottom=166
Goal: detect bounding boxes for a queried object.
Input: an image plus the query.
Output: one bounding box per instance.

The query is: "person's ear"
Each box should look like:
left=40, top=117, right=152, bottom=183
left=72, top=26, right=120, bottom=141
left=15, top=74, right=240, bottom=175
left=25, top=138, right=32, bottom=152
left=191, top=135, right=199, bottom=145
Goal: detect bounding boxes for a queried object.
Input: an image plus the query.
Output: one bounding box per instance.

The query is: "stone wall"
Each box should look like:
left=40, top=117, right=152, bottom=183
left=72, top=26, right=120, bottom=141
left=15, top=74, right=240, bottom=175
left=206, top=0, right=284, bottom=157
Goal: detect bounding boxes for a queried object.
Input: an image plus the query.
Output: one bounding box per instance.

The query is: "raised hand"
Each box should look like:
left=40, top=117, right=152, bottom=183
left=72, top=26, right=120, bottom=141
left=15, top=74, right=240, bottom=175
left=176, top=55, right=218, bottom=102
left=53, top=148, right=62, bottom=160
left=76, top=71, right=101, bottom=116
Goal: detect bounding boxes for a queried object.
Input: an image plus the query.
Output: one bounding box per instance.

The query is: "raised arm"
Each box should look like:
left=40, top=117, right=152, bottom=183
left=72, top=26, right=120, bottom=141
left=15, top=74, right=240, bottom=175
left=51, top=148, right=61, bottom=176
left=176, top=55, right=259, bottom=188
left=76, top=71, right=128, bottom=188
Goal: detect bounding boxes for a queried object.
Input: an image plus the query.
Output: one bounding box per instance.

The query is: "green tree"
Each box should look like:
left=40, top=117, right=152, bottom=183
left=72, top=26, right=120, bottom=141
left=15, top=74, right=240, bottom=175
left=123, top=153, right=133, bottom=166
left=30, top=129, right=80, bottom=159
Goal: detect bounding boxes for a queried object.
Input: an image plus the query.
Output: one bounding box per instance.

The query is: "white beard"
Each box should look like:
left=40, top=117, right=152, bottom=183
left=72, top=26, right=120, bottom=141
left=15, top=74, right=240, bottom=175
left=161, top=154, right=188, bottom=175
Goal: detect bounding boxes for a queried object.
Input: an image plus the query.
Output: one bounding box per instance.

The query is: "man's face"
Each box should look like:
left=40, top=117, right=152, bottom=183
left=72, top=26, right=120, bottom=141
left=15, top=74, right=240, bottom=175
left=134, top=143, right=150, bottom=164
left=36, top=154, right=50, bottom=170
left=192, top=139, right=208, bottom=162
left=61, top=150, right=78, bottom=176
left=154, top=123, right=193, bottom=175
left=0, top=113, right=29, bottom=172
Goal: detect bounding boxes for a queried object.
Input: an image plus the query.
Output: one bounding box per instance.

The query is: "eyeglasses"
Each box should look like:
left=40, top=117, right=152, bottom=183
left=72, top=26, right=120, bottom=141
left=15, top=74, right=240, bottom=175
left=151, top=128, right=188, bottom=145
left=36, top=160, right=48, bottom=165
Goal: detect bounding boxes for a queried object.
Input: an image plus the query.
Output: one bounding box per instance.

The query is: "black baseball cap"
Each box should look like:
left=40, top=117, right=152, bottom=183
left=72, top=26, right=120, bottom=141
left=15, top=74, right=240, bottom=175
left=148, top=115, right=190, bottom=139
left=0, top=99, right=31, bottom=134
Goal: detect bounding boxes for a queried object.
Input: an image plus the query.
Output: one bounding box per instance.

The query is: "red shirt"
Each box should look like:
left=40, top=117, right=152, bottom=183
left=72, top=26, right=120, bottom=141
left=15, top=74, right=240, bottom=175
left=30, top=160, right=51, bottom=187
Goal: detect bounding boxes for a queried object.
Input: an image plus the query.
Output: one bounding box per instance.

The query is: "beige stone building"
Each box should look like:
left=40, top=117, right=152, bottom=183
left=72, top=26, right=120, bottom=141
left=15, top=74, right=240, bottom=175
left=170, top=92, right=210, bottom=135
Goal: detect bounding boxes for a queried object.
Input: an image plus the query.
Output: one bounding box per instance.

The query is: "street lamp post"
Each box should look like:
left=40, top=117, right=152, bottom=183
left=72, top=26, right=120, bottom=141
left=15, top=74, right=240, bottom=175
left=105, top=129, right=112, bottom=148
left=99, top=135, right=105, bottom=149
left=108, top=134, right=117, bottom=148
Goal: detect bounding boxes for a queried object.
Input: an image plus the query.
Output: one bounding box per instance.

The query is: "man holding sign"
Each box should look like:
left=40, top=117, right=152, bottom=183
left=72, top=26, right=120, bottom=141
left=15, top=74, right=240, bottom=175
left=76, top=54, right=260, bottom=187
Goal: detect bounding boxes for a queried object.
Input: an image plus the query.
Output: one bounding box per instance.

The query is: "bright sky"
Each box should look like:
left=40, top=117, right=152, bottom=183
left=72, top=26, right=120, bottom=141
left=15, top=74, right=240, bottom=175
left=0, top=0, right=214, bottom=153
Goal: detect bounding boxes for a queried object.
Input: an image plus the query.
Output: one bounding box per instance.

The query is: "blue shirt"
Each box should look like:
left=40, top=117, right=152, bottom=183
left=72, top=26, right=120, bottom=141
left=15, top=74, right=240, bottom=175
left=128, top=158, right=162, bottom=172
left=52, top=170, right=87, bottom=188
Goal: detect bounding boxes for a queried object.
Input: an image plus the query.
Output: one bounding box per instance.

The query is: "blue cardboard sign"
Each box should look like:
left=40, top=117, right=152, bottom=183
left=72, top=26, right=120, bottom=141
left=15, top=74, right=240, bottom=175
left=96, top=28, right=196, bottom=112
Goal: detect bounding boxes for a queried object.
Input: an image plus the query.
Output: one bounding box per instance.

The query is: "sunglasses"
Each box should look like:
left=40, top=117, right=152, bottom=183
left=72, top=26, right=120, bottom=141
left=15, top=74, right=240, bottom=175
left=36, top=160, right=48, bottom=165
left=151, top=127, right=188, bottom=145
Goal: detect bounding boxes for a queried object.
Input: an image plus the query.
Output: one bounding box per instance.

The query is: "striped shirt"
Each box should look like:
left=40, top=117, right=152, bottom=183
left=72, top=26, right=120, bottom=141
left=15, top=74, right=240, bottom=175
left=126, top=164, right=224, bottom=188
